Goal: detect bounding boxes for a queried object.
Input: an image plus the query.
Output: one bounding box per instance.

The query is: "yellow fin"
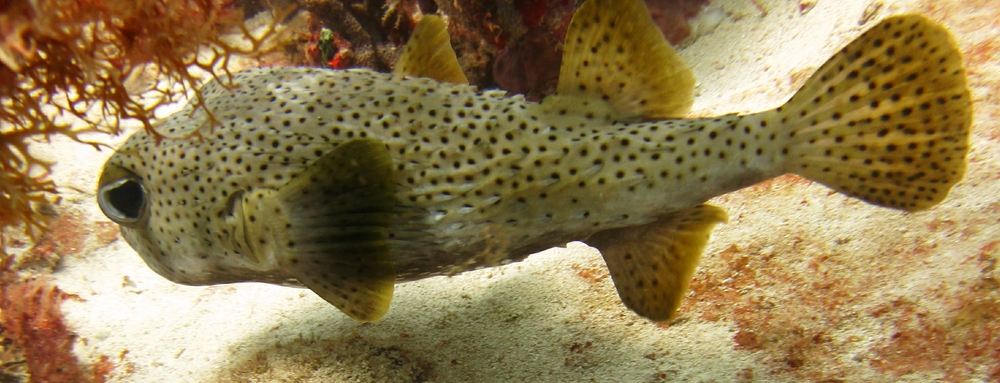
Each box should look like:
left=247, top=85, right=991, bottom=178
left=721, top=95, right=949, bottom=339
left=556, top=0, right=695, bottom=119
left=246, top=139, right=396, bottom=322
left=393, top=15, right=468, bottom=84
left=586, top=205, right=728, bottom=322
left=776, top=15, right=971, bottom=211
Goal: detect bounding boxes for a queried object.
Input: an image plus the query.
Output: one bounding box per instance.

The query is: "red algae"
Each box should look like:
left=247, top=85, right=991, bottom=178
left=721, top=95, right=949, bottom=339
left=0, top=279, right=97, bottom=383
left=685, top=189, right=1000, bottom=380
left=18, top=213, right=119, bottom=272
left=683, top=211, right=992, bottom=380
left=870, top=244, right=1000, bottom=380
left=0, top=265, right=115, bottom=383
left=93, top=222, right=121, bottom=249
left=0, top=209, right=127, bottom=382
left=571, top=263, right=609, bottom=284
left=1, top=0, right=291, bottom=249
left=90, top=355, right=116, bottom=383
left=26, top=214, right=89, bottom=261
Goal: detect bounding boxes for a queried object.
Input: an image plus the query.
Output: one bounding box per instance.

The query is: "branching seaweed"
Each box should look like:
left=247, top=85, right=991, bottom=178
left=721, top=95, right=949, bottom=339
left=0, top=0, right=297, bottom=253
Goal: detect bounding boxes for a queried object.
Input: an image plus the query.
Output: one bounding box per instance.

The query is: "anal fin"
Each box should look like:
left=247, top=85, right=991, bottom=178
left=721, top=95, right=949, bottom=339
left=393, top=15, right=468, bottom=84
left=246, top=139, right=397, bottom=322
left=586, top=204, right=728, bottom=322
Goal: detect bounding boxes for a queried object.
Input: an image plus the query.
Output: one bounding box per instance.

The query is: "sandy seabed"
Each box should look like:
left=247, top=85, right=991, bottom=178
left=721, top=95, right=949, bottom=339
left=16, top=0, right=1000, bottom=381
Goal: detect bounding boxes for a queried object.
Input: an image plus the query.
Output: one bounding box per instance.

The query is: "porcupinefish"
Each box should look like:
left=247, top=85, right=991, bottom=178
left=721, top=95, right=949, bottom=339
left=97, top=0, right=971, bottom=322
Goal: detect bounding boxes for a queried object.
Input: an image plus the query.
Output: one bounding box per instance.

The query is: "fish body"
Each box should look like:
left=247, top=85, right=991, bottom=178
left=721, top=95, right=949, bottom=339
left=98, top=0, right=971, bottom=322
left=109, top=67, right=763, bottom=280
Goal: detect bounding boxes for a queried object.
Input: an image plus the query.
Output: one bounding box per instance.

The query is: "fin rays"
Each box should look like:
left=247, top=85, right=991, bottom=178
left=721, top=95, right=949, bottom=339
left=246, top=139, right=397, bottom=322
left=394, top=15, right=468, bottom=84
left=587, top=205, right=728, bottom=322
left=777, top=15, right=971, bottom=211
left=556, top=0, right=695, bottom=119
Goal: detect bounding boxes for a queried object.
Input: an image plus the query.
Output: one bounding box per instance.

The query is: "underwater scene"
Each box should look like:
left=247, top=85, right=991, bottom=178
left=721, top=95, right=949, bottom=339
left=1, top=0, right=998, bottom=381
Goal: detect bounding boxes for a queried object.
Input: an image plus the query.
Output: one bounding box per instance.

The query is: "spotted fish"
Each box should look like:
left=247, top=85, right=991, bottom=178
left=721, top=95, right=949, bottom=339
left=97, top=0, right=971, bottom=322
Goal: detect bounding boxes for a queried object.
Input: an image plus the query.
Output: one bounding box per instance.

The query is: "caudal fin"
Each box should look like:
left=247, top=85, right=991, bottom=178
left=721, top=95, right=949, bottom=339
left=776, top=15, right=971, bottom=211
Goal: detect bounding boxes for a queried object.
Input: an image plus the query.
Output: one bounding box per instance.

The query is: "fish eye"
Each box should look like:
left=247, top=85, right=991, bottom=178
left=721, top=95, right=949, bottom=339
left=98, top=169, right=148, bottom=226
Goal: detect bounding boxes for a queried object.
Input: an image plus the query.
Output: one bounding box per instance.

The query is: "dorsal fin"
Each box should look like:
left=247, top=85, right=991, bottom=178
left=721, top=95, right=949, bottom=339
left=556, top=0, right=695, bottom=119
left=393, top=15, right=468, bottom=84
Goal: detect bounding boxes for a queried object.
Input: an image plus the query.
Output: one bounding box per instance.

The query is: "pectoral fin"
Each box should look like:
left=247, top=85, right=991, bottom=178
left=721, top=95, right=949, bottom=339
left=246, top=139, right=397, bottom=322
left=586, top=204, right=728, bottom=322
left=393, top=15, right=468, bottom=84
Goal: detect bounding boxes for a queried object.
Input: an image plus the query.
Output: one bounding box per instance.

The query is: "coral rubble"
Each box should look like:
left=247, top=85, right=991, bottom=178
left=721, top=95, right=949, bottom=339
left=296, top=0, right=710, bottom=98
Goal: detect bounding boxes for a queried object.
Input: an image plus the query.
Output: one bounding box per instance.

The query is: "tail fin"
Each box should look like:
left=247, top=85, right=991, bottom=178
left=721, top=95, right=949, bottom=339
left=775, top=15, right=971, bottom=211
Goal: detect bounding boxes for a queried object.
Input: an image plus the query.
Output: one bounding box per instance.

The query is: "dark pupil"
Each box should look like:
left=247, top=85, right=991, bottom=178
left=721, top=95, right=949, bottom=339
left=109, top=180, right=145, bottom=219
